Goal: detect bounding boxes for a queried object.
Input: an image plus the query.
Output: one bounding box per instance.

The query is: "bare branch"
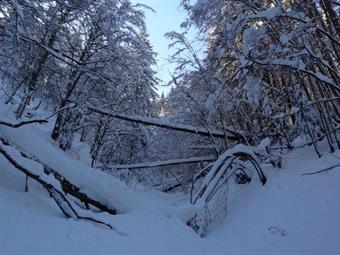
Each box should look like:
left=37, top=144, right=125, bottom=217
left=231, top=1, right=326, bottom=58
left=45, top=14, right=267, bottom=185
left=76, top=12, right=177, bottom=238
left=0, top=119, right=48, bottom=128
left=302, top=164, right=340, bottom=175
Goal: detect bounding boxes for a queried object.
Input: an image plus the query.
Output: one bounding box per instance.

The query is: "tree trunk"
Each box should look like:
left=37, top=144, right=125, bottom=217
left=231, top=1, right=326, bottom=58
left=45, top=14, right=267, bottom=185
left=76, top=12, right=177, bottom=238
left=320, top=0, right=340, bottom=37
left=51, top=71, right=83, bottom=144
left=15, top=32, right=57, bottom=118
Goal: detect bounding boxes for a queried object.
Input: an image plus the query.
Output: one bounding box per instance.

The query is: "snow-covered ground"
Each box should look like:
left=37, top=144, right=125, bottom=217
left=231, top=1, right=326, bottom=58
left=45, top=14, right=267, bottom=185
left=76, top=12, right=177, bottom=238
left=0, top=103, right=339, bottom=255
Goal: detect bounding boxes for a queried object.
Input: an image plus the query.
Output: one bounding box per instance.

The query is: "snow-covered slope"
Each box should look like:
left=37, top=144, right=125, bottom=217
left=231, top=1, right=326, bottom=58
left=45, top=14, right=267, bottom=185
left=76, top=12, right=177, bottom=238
left=0, top=104, right=339, bottom=254
left=0, top=149, right=205, bottom=255
left=204, top=146, right=340, bottom=254
left=0, top=105, right=204, bottom=254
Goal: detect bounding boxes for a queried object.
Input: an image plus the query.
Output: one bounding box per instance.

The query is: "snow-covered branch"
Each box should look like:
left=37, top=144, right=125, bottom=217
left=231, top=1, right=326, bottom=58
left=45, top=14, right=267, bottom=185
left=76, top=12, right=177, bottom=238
left=89, top=107, right=241, bottom=140
left=107, top=155, right=217, bottom=170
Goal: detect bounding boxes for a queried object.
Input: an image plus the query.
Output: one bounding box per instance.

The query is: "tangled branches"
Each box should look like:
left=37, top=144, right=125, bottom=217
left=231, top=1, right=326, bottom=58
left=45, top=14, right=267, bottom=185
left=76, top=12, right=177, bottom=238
left=188, top=147, right=266, bottom=237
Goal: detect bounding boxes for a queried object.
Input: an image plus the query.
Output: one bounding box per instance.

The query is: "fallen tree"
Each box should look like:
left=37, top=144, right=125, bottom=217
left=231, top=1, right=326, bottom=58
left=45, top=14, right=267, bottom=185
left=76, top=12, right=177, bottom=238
left=0, top=119, right=119, bottom=230
left=88, top=107, right=242, bottom=141
left=21, top=152, right=117, bottom=214
left=107, top=155, right=216, bottom=170
left=0, top=141, right=115, bottom=230
left=104, top=156, right=217, bottom=193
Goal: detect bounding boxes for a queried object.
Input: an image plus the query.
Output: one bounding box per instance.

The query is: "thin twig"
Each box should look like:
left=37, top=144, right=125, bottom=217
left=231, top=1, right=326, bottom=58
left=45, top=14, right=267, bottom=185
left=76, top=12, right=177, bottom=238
left=0, top=119, right=48, bottom=128
left=302, top=164, right=340, bottom=175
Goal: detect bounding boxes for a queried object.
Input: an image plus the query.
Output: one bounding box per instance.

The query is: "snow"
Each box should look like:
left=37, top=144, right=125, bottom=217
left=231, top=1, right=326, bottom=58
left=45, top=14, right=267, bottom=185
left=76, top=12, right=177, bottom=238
left=204, top=145, right=340, bottom=254
left=244, top=75, right=262, bottom=106
left=258, top=59, right=336, bottom=88
left=257, top=137, right=271, bottom=151
left=1, top=103, right=340, bottom=254
left=0, top=165, right=203, bottom=255
left=250, top=7, right=281, bottom=20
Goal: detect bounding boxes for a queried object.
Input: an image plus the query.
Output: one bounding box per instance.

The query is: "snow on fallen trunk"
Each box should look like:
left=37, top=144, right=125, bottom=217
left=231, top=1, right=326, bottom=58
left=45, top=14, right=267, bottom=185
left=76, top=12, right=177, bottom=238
left=89, top=107, right=241, bottom=140
left=0, top=120, right=154, bottom=214
left=0, top=137, right=131, bottom=232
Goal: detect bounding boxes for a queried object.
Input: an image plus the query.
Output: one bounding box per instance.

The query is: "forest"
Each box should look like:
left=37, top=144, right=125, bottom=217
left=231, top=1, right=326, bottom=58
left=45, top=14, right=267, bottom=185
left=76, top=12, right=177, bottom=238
left=0, top=0, right=339, bottom=254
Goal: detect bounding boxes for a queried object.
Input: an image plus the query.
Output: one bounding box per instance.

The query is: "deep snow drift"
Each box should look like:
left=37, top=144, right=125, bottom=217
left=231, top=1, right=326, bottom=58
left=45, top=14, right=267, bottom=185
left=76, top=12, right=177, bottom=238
left=0, top=104, right=339, bottom=255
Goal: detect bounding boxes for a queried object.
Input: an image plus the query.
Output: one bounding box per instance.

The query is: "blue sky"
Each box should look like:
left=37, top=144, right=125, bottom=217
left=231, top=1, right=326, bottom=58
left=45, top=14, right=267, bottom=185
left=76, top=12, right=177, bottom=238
left=131, top=0, right=193, bottom=95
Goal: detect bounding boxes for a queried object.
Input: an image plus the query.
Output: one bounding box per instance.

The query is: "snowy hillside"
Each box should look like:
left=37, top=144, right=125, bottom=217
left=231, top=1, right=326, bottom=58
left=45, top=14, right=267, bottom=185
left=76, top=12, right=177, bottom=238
left=0, top=105, right=339, bottom=254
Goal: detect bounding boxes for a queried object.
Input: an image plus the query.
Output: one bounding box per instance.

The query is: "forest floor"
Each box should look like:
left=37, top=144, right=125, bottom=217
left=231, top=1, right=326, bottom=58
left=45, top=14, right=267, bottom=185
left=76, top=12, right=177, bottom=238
left=0, top=103, right=339, bottom=255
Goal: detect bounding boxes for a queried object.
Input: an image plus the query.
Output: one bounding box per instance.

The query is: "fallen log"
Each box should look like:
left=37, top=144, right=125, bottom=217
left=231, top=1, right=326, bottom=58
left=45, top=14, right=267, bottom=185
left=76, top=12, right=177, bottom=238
left=17, top=147, right=117, bottom=215
left=0, top=120, right=118, bottom=216
left=89, top=107, right=241, bottom=141
left=107, top=155, right=216, bottom=170
left=0, top=142, right=114, bottom=230
left=43, top=165, right=116, bottom=214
